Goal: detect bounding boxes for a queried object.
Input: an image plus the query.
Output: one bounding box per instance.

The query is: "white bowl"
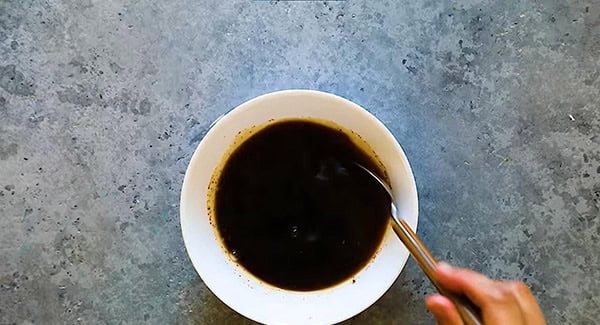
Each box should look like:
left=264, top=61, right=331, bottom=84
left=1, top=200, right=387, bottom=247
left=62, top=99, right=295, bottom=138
left=180, top=90, right=418, bottom=325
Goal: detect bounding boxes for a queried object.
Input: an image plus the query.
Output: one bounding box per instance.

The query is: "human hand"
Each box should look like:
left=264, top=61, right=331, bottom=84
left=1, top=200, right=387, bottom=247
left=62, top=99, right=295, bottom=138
left=425, top=262, right=546, bottom=325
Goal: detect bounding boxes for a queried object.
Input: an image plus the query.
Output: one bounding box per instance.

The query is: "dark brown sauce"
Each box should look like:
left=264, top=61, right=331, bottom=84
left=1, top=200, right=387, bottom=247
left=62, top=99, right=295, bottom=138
left=214, top=119, right=390, bottom=291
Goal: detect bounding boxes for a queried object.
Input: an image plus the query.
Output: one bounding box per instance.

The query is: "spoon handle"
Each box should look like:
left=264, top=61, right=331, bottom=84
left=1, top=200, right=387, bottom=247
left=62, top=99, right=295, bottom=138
left=390, top=218, right=483, bottom=325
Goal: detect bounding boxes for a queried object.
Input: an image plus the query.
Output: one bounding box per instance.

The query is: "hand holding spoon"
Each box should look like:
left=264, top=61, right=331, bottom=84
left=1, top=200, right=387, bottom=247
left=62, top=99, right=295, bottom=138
left=354, top=163, right=483, bottom=325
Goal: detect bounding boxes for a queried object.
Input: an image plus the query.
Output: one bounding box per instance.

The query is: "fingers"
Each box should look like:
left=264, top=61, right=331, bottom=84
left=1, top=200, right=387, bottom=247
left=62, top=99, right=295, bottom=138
left=425, top=294, right=463, bottom=325
left=435, top=263, right=547, bottom=325
left=506, top=281, right=547, bottom=325
left=436, top=262, right=500, bottom=308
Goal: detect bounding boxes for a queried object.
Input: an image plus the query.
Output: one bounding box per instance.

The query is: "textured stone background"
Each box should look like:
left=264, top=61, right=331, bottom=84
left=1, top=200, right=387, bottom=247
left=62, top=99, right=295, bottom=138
left=1, top=0, right=599, bottom=324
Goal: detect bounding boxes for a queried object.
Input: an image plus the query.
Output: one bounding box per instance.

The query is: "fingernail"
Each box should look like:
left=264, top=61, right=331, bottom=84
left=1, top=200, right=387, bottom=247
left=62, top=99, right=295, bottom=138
left=437, top=262, right=453, bottom=274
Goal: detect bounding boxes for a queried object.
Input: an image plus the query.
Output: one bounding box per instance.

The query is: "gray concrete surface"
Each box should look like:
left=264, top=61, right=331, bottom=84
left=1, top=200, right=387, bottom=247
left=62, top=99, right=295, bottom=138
left=1, top=0, right=599, bottom=324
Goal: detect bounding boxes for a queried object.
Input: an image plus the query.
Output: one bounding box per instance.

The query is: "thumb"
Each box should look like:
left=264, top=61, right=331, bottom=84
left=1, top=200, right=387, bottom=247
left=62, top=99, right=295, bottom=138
left=426, top=294, right=464, bottom=325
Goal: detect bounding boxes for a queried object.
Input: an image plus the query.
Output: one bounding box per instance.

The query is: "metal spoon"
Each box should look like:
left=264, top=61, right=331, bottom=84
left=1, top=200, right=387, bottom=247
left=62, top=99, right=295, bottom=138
left=355, top=163, right=483, bottom=325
